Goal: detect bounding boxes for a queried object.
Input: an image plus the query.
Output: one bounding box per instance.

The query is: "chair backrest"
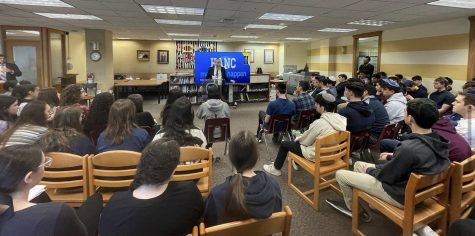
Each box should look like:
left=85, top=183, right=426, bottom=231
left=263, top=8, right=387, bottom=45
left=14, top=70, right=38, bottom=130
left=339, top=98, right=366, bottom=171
left=294, top=109, right=316, bottom=130
left=171, top=146, right=212, bottom=184
left=87, top=151, right=141, bottom=192
left=41, top=152, right=89, bottom=198
left=370, top=123, right=397, bottom=149
left=349, top=129, right=369, bottom=153
left=204, top=118, right=231, bottom=143
left=315, top=131, right=350, bottom=165
left=198, top=206, right=292, bottom=236
left=450, top=155, right=475, bottom=221
left=404, top=165, right=454, bottom=218
left=268, top=114, right=292, bottom=134
left=394, top=120, right=406, bottom=135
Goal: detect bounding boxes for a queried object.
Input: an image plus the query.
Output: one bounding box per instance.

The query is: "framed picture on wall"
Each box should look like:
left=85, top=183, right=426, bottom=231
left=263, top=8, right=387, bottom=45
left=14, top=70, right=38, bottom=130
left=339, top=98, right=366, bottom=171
left=264, top=49, right=274, bottom=64
left=157, top=50, right=169, bottom=64
left=137, top=50, right=150, bottom=61
left=244, top=49, right=254, bottom=63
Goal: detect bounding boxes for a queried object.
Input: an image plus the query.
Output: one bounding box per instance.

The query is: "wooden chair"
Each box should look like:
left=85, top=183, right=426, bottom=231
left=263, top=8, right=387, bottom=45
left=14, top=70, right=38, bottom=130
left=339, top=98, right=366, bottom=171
left=41, top=152, right=89, bottom=207
left=288, top=131, right=350, bottom=210
left=352, top=165, right=454, bottom=236
left=193, top=206, right=292, bottom=236
left=171, top=146, right=213, bottom=197
left=350, top=129, right=369, bottom=154
left=87, top=150, right=141, bottom=202
left=449, top=155, right=475, bottom=223
left=368, top=123, right=398, bottom=150
left=204, top=118, right=231, bottom=156
left=259, top=114, right=293, bottom=160
left=292, top=109, right=317, bottom=132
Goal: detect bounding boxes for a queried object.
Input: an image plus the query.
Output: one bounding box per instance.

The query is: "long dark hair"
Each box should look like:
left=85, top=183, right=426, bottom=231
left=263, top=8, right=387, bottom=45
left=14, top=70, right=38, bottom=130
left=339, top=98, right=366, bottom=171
left=162, top=97, right=202, bottom=146
left=37, top=87, right=60, bottom=108
left=83, top=92, right=114, bottom=137
left=0, top=100, right=48, bottom=146
left=15, top=84, right=38, bottom=102
left=131, top=139, right=180, bottom=190
left=0, top=96, right=17, bottom=122
left=160, top=88, right=184, bottom=126
left=60, top=84, right=82, bottom=106
left=103, top=99, right=137, bottom=144
left=224, top=131, right=258, bottom=221
left=0, top=145, right=43, bottom=220
left=53, top=106, right=83, bottom=132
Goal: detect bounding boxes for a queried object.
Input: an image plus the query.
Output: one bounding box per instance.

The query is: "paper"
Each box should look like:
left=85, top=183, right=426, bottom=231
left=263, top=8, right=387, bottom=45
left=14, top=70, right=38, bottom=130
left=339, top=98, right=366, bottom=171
left=28, top=185, right=46, bottom=201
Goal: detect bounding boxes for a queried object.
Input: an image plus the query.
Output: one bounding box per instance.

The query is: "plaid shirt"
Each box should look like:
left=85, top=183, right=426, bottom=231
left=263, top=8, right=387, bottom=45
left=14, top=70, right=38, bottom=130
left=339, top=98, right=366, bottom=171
left=292, top=92, right=315, bottom=120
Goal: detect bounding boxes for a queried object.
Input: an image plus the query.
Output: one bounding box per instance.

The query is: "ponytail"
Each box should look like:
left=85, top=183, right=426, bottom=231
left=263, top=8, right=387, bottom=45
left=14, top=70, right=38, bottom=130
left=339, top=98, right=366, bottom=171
left=224, top=173, right=250, bottom=221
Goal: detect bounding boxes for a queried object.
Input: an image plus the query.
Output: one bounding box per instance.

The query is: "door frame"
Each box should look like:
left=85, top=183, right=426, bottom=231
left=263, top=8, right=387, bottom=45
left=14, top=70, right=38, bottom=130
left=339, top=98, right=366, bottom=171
left=352, top=31, right=382, bottom=78
left=5, top=40, right=43, bottom=85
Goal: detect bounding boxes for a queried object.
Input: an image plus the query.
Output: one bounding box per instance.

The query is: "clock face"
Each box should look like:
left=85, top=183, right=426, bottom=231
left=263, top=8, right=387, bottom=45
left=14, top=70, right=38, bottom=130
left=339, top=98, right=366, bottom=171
left=90, top=51, right=102, bottom=62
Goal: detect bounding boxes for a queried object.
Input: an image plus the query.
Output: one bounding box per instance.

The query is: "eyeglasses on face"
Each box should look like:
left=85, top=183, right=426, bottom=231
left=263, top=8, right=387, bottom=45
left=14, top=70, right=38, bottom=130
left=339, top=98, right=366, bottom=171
left=38, top=156, right=53, bottom=168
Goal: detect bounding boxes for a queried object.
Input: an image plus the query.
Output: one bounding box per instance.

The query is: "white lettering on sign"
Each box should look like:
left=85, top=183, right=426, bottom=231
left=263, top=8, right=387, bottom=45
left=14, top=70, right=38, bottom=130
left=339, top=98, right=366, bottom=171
left=222, top=58, right=236, bottom=69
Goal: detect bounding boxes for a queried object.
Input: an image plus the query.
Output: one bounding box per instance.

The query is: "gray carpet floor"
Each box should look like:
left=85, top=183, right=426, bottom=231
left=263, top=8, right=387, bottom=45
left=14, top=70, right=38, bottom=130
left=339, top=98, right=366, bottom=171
left=144, top=97, right=402, bottom=236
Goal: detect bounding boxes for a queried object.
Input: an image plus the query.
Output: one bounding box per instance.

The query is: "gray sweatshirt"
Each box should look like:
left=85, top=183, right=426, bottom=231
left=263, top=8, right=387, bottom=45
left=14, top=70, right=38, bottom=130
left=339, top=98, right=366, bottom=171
left=196, top=99, right=230, bottom=120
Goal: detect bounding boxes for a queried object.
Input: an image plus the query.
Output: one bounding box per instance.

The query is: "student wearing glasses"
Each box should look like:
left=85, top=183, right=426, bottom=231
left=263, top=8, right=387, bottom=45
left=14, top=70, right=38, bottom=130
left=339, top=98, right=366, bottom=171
left=0, top=145, right=86, bottom=236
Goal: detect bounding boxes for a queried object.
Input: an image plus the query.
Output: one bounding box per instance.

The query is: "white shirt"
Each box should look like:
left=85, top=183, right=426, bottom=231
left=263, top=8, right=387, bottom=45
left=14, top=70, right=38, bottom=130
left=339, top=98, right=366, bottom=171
left=456, top=118, right=475, bottom=149
left=0, top=64, right=7, bottom=81
left=153, top=128, right=207, bottom=147
left=213, top=66, right=223, bottom=85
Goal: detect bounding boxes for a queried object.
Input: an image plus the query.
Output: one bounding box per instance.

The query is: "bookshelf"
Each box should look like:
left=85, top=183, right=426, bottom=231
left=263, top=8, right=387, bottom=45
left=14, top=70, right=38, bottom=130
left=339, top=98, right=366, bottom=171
left=169, top=74, right=202, bottom=104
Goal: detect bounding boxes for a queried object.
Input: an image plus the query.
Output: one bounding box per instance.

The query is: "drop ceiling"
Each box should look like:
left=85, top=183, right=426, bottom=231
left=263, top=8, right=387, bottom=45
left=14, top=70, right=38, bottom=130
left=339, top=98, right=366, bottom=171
left=0, top=0, right=473, bottom=42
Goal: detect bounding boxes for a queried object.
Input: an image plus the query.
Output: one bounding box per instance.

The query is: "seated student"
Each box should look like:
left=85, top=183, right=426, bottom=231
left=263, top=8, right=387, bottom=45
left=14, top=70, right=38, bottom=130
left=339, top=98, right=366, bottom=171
left=83, top=92, right=114, bottom=143
left=263, top=93, right=347, bottom=176
left=308, top=74, right=322, bottom=97
left=448, top=207, right=475, bottom=236
left=337, top=82, right=375, bottom=133
left=362, top=84, right=390, bottom=144
left=96, top=99, right=151, bottom=153
left=98, top=139, right=204, bottom=236
left=0, top=96, right=18, bottom=135
left=412, top=75, right=428, bottom=92
left=374, top=79, right=385, bottom=103
left=37, top=107, right=95, bottom=156
left=453, top=89, right=475, bottom=149
left=380, top=78, right=407, bottom=124
left=0, top=145, right=87, bottom=236
left=196, top=84, right=230, bottom=120
left=291, top=80, right=314, bottom=122
left=405, top=81, right=428, bottom=100
left=154, top=97, right=206, bottom=147
left=315, top=76, right=337, bottom=98
left=205, top=131, right=282, bottom=226
left=432, top=116, right=471, bottom=162
left=256, top=83, right=296, bottom=142
left=2, top=79, right=17, bottom=96
left=370, top=73, right=381, bottom=86
left=37, top=87, right=60, bottom=118
left=160, top=88, right=184, bottom=126
left=0, top=100, right=52, bottom=147
left=59, top=84, right=89, bottom=118
left=327, top=98, right=450, bottom=235
left=16, top=84, right=39, bottom=116
left=430, top=77, right=455, bottom=116
left=336, top=74, right=348, bottom=100
left=127, top=94, right=156, bottom=128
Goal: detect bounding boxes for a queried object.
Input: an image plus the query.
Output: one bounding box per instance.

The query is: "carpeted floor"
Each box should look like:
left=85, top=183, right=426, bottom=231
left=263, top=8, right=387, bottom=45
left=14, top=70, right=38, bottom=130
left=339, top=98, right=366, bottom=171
left=144, top=97, right=402, bottom=236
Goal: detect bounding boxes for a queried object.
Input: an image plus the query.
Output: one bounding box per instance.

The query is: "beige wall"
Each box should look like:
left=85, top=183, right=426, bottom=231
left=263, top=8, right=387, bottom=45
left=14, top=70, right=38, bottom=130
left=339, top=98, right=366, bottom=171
left=282, top=42, right=308, bottom=70
left=218, top=42, right=280, bottom=74
left=66, top=31, right=87, bottom=83
left=85, top=29, right=114, bottom=91
left=50, top=37, right=63, bottom=85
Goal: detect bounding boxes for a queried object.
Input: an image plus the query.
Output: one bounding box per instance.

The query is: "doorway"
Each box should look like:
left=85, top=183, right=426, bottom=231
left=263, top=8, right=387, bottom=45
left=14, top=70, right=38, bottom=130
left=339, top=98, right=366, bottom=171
left=5, top=41, right=42, bottom=84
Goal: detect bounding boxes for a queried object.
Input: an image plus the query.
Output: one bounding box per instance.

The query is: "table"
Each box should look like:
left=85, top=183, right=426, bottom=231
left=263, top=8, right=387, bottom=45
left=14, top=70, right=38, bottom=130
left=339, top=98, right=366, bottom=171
left=113, top=79, right=168, bottom=103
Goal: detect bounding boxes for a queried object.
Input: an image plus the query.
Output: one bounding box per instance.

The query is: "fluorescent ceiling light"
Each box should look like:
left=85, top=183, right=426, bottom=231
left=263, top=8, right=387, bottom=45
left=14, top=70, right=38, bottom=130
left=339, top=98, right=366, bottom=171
left=200, top=39, right=223, bottom=42
left=116, top=37, right=131, bottom=40
left=285, top=37, right=311, bottom=41
left=167, top=33, right=199, bottom=37
left=155, top=19, right=201, bottom=26
left=0, top=0, right=72, bottom=7
left=347, top=19, right=394, bottom=26
left=245, top=24, right=287, bottom=30
left=259, top=13, right=313, bottom=21
left=231, top=35, right=259, bottom=39
left=248, top=41, right=279, bottom=44
left=35, top=13, right=102, bottom=20
left=427, top=0, right=475, bottom=8
left=21, top=30, right=40, bottom=35
left=141, top=5, right=204, bottom=15
left=318, top=28, right=358, bottom=32
left=173, top=38, right=199, bottom=41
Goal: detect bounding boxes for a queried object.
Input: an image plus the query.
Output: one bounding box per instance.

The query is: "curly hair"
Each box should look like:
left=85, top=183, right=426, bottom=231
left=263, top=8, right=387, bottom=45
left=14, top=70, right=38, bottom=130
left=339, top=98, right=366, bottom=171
left=60, top=84, right=82, bottom=106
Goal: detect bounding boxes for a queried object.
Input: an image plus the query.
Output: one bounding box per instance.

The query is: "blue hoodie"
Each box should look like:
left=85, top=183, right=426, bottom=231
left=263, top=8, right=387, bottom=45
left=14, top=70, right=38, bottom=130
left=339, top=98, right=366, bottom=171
left=363, top=96, right=390, bottom=137
left=338, top=101, right=375, bottom=133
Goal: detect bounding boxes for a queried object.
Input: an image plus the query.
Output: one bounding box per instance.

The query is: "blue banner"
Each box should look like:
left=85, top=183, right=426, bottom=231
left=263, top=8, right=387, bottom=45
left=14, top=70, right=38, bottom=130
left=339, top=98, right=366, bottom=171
left=194, top=52, right=250, bottom=84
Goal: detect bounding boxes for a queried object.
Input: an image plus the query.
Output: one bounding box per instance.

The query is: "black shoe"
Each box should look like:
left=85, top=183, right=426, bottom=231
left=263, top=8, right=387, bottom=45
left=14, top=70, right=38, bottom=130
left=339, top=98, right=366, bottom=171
left=213, top=156, right=221, bottom=163
left=326, top=199, right=372, bottom=223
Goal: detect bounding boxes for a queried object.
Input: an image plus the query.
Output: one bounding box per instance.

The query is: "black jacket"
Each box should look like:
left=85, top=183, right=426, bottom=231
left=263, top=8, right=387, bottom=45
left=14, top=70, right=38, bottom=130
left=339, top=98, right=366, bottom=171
left=358, top=63, right=374, bottom=77
left=1, top=62, right=22, bottom=80
left=205, top=66, right=229, bottom=82
left=367, top=133, right=450, bottom=204
left=364, top=96, right=389, bottom=136
left=338, top=101, right=375, bottom=133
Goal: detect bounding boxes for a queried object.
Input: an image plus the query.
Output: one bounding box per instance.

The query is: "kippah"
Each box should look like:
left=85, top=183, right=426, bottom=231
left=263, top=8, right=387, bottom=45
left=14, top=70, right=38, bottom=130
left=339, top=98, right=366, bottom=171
left=383, top=78, right=400, bottom=88
left=321, top=92, right=336, bottom=102
left=328, top=76, right=336, bottom=82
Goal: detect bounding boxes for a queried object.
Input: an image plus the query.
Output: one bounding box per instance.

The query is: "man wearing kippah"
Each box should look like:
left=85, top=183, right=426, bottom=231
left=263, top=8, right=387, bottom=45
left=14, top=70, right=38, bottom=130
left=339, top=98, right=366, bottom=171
left=380, top=78, right=407, bottom=124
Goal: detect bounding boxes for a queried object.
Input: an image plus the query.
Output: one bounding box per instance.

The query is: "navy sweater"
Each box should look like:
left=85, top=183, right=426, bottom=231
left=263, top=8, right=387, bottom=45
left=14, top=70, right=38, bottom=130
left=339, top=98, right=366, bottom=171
left=338, top=101, right=375, bottom=133
left=364, top=96, right=390, bottom=137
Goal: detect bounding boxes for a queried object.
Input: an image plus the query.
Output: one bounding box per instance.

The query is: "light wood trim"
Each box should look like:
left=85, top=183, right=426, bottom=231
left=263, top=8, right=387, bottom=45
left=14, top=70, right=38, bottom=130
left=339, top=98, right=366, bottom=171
left=352, top=31, right=382, bottom=78
left=468, top=16, right=475, bottom=80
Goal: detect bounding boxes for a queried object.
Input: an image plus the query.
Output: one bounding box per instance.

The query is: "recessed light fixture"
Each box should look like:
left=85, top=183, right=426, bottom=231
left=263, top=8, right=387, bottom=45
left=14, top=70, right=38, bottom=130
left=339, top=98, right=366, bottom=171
left=347, top=19, right=394, bottom=26
left=200, top=39, right=224, bottom=42
left=155, top=19, right=202, bottom=25
left=0, top=0, right=72, bottom=7
left=245, top=24, right=287, bottom=30
left=21, top=30, right=40, bottom=35
left=116, top=37, right=131, bottom=40
left=167, top=33, right=199, bottom=37
left=318, top=28, right=358, bottom=32
left=259, top=13, right=313, bottom=21
left=141, top=5, right=204, bottom=15
left=285, top=37, right=311, bottom=41
left=230, top=35, right=259, bottom=39
left=427, top=0, right=475, bottom=9
left=173, top=38, right=199, bottom=41
left=35, top=13, right=102, bottom=20
left=248, top=41, right=279, bottom=44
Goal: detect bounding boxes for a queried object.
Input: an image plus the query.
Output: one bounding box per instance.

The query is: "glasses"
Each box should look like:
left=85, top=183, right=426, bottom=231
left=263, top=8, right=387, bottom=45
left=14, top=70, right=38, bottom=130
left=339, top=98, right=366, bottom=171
left=38, top=156, right=53, bottom=168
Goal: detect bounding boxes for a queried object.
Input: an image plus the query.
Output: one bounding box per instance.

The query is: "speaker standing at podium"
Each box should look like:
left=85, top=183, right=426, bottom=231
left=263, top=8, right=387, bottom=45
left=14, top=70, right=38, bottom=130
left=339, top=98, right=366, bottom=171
left=205, top=58, right=235, bottom=99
